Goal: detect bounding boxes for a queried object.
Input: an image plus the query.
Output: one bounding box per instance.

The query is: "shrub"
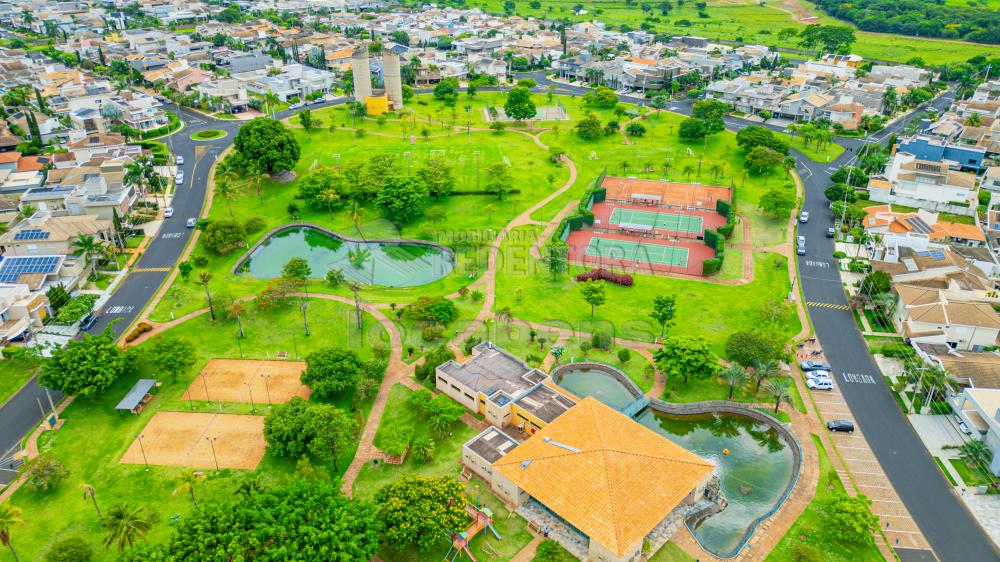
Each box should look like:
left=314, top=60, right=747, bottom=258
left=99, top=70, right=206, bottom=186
left=44, top=537, right=92, bottom=562
left=471, top=290, right=484, bottom=302
left=790, top=542, right=821, bottom=562
left=376, top=425, right=413, bottom=457
left=575, top=268, right=633, bottom=287
left=192, top=255, right=209, bottom=267
left=703, top=258, right=722, bottom=275
left=463, top=335, right=482, bottom=355
left=53, top=294, right=98, bottom=325
left=618, top=349, right=631, bottom=364
left=716, top=199, right=731, bottom=218
left=201, top=219, right=247, bottom=254
left=421, top=325, right=444, bottom=342
left=717, top=223, right=735, bottom=238
left=415, top=346, right=455, bottom=380
left=592, top=330, right=612, bottom=350
left=244, top=216, right=265, bottom=233
left=832, top=251, right=847, bottom=259
left=22, top=453, right=69, bottom=492
left=125, top=322, right=153, bottom=343
left=403, top=296, right=459, bottom=325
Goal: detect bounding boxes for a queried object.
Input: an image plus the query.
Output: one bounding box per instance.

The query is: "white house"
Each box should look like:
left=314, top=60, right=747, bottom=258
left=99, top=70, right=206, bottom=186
left=868, top=152, right=979, bottom=216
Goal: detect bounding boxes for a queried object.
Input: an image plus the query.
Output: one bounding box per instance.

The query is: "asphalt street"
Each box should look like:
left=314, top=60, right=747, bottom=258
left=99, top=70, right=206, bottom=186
left=0, top=80, right=997, bottom=560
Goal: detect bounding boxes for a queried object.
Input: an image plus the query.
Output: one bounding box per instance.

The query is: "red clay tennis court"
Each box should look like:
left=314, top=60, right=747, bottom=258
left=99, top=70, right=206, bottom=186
left=601, top=176, right=732, bottom=211
left=566, top=229, right=715, bottom=276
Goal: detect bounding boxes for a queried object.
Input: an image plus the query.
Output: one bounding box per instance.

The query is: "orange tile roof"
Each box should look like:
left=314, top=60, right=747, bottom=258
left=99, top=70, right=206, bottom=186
left=16, top=156, right=43, bottom=172
left=0, top=152, right=21, bottom=164
left=493, top=397, right=714, bottom=557
left=863, top=206, right=985, bottom=241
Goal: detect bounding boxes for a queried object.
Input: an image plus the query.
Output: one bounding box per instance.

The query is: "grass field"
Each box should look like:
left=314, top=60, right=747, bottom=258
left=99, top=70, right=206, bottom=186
left=466, top=0, right=996, bottom=63
left=6, top=299, right=386, bottom=561
left=766, top=434, right=884, bottom=561
left=0, top=356, right=39, bottom=407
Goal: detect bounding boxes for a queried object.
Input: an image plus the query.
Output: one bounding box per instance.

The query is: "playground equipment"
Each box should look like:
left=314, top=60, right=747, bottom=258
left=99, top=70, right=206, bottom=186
left=444, top=504, right=503, bottom=562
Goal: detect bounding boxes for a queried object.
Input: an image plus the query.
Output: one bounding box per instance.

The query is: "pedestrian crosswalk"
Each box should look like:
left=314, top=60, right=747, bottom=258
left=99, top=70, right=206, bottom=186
left=807, top=301, right=851, bottom=311
left=131, top=267, right=171, bottom=273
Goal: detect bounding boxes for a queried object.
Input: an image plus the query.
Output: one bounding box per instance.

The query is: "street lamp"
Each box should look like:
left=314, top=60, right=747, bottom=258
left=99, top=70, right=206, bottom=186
left=245, top=381, right=256, bottom=413
left=200, top=373, right=211, bottom=402
left=206, top=436, right=219, bottom=471
left=261, top=373, right=272, bottom=406
left=136, top=434, right=149, bottom=470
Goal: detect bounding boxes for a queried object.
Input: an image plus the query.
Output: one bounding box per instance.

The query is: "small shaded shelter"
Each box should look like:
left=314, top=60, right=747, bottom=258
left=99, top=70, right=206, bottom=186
left=116, top=379, right=158, bottom=414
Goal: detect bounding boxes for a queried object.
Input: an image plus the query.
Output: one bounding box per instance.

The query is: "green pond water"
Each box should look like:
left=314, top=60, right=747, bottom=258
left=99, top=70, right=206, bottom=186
left=636, top=410, right=793, bottom=556
left=238, top=227, right=454, bottom=287
left=556, top=367, right=637, bottom=410
left=556, top=367, right=794, bottom=556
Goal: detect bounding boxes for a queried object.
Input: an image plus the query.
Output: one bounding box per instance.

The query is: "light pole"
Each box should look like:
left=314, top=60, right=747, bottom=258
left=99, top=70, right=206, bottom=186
left=200, top=373, right=211, bottom=402
left=136, top=434, right=149, bottom=470
left=245, top=381, right=256, bottom=413
left=206, top=436, right=219, bottom=471
left=261, top=373, right=272, bottom=406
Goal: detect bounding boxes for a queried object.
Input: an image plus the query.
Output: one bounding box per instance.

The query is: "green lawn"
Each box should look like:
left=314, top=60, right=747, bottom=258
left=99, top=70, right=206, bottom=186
left=783, top=134, right=844, bottom=163
left=467, top=0, right=996, bottom=63
left=767, top=434, right=885, bottom=562
left=190, top=129, right=225, bottom=140
left=949, top=458, right=996, bottom=488
left=6, top=298, right=386, bottom=561
left=125, top=235, right=144, bottom=249
left=648, top=541, right=696, bottom=561
left=934, top=457, right=959, bottom=486
left=0, top=356, right=39, bottom=407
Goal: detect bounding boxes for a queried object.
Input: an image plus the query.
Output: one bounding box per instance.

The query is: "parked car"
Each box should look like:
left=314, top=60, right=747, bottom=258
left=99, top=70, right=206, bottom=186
left=175, top=155, right=184, bottom=165
left=799, top=211, right=810, bottom=223
left=796, top=242, right=806, bottom=256
left=826, top=420, right=854, bottom=433
left=800, top=360, right=831, bottom=371
left=806, top=369, right=832, bottom=381
left=807, top=378, right=833, bottom=390
left=797, top=235, right=806, bottom=246
left=79, top=313, right=97, bottom=331
left=310, top=97, right=324, bottom=105
left=186, top=218, right=197, bottom=228
left=175, top=171, right=184, bottom=184
left=825, top=227, right=836, bottom=238
left=953, top=413, right=973, bottom=435
left=163, top=207, right=174, bottom=218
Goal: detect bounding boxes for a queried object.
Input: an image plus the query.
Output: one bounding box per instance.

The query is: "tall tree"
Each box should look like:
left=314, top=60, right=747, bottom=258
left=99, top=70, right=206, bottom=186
left=766, top=378, right=792, bottom=413
left=751, top=359, right=779, bottom=394
left=225, top=300, right=247, bottom=338
left=503, top=86, right=537, bottom=121
left=306, top=404, right=358, bottom=472
left=196, top=272, right=216, bottom=320
left=375, top=476, right=466, bottom=551
left=173, top=470, right=205, bottom=508
left=102, top=503, right=151, bottom=552
left=232, top=117, right=301, bottom=174
left=650, top=294, right=677, bottom=338
left=81, top=483, right=102, bottom=520
left=721, top=365, right=748, bottom=399
left=485, top=163, right=513, bottom=200
left=144, top=337, right=196, bottom=382
left=39, top=326, right=130, bottom=397
left=578, top=279, right=606, bottom=318
left=653, top=335, right=719, bottom=385
left=0, top=501, right=23, bottom=562
left=376, top=175, right=427, bottom=231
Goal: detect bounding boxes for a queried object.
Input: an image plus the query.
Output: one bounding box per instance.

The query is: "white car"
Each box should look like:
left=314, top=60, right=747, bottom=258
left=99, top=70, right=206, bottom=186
left=175, top=171, right=184, bottom=184
left=807, top=378, right=833, bottom=390
left=186, top=218, right=197, bottom=228
left=799, top=211, right=810, bottom=223
left=806, top=370, right=832, bottom=381
left=163, top=207, right=174, bottom=218
left=175, top=155, right=184, bottom=165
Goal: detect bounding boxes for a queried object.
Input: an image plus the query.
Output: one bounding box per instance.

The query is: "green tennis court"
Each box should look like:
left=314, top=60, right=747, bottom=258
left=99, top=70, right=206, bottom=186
left=585, top=238, right=689, bottom=267
left=609, top=208, right=703, bottom=234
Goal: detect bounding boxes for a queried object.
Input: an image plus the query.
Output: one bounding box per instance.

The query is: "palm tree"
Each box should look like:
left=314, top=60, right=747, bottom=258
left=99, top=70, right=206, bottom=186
left=214, top=157, right=240, bottom=185
left=766, top=378, right=792, bottom=414
left=225, top=300, right=246, bottom=338
left=123, top=160, right=146, bottom=202
left=348, top=246, right=371, bottom=269
left=681, top=163, right=695, bottom=181
left=782, top=156, right=796, bottom=179
left=82, top=483, right=103, bottom=520
left=243, top=165, right=268, bottom=205
left=751, top=359, right=779, bottom=394
left=347, top=201, right=366, bottom=240
left=922, top=366, right=957, bottom=409
left=320, top=188, right=339, bottom=218
left=72, top=234, right=103, bottom=280
left=0, top=501, right=24, bottom=562
left=173, top=469, right=205, bottom=508
left=215, top=179, right=237, bottom=217
left=661, top=160, right=672, bottom=179
left=20, top=9, right=33, bottom=28
left=263, top=90, right=280, bottom=118
left=952, top=440, right=991, bottom=469
left=102, top=503, right=151, bottom=552
left=721, top=365, right=748, bottom=400
left=410, top=435, right=435, bottom=463
left=196, top=272, right=216, bottom=320
left=708, top=162, right=724, bottom=180
left=234, top=477, right=266, bottom=498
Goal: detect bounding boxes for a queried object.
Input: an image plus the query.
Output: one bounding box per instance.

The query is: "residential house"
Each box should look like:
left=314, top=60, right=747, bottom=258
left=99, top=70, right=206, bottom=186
left=66, top=133, right=141, bottom=164
left=863, top=205, right=985, bottom=249
left=195, top=78, right=250, bottom=113
left=891, top=284, right=1000, bottom=351
left=0, top=212, right=113, bottom=259
left=107, top=91, right=168, bottom=132
left=896, top=135, right=986, bottom=173
left=0, top=283, right=50, bottom=345
left=867, top=152, right=979, bottom=215
left=951, top=388, right=1000, bottom=475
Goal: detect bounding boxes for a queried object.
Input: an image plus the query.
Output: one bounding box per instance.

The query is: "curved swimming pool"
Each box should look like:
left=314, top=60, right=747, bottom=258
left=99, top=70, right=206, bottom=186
left=234, top=225, right=455, bottom=287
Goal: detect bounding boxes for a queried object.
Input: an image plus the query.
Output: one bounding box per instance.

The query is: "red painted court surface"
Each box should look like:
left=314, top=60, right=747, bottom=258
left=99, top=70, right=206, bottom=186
left=601, top=176, right=732, bottom=210
left=591, top=201, right=728, bottom=240
left=566, top=229, right=716, bottom=276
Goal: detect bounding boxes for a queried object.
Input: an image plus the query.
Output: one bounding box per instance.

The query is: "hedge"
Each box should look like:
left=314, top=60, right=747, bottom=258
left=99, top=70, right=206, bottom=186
left=575, top=268, right=634, bottom=287
left=716, top=199, right=731, bottom=218
left=114, top=111, right=181, bottom=140
left=703, top=257, right=722, bottom=275
left=704, top=229, right=721, bottom=250
left=592, top=187, right=607, bottom=203
left=717, top=223, right=735, bottom=238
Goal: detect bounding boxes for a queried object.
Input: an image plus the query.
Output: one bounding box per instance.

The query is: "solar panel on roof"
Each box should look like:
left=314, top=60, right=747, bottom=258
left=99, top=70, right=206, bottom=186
left=13, top=229, right=50, bottom=241
left=905, top=217, right=933, bottom=234
left=0, top=255, right=61, bottom=282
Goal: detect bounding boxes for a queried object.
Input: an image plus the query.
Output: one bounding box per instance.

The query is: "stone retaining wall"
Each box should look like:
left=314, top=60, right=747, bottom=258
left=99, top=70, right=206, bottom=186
left=550, top=361, right=643, bottom=399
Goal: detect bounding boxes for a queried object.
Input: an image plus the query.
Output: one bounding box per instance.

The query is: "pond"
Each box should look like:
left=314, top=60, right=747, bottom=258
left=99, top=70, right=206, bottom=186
left=635, top=409, right=794, bottom=557
left=555, top=366, right=637, bottom=410
left=236, top=226, right=455, bottom=287
left=552, top=364, right=795, bottom=557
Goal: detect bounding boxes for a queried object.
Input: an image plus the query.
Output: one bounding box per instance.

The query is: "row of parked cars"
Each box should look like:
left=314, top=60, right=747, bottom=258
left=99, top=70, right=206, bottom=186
left=800, top=360, right=856, bottom=433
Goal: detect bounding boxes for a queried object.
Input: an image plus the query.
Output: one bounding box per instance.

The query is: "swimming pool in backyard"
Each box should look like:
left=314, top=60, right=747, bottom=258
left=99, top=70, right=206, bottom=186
left=235, top=225, right=455, bottom=287
left=553, top=362, right=798, bottom=558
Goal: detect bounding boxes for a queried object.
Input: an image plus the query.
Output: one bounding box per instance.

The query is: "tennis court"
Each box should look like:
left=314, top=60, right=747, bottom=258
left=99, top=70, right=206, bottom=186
left=609, top=208, right=704, bottom=234
left=586, top=237, right=689, bottom=267
left=487, top=105, right=569, bottom=122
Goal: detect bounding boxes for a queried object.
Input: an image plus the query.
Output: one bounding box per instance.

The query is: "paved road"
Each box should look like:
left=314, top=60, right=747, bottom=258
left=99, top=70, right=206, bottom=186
left=795, top=92, right=999, bottom=562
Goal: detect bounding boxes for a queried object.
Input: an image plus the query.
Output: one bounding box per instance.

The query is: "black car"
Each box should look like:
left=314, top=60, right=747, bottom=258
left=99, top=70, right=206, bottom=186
left=825, top=227, right=836, bottom=238
left=79, top=313, right=97, bottom=331
left=827, top=420, right=855, bottom=433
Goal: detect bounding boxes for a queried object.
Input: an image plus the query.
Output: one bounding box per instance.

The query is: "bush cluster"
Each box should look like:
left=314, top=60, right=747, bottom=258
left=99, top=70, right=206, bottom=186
left=575, top=268, right=634, bottom=287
